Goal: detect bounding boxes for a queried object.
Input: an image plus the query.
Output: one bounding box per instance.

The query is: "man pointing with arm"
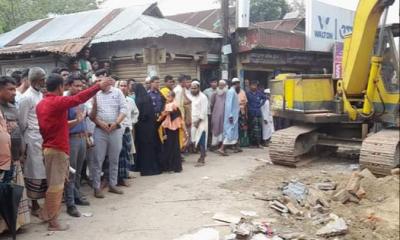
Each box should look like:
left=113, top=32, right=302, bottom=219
left=36, top=73, right=113, bottom=231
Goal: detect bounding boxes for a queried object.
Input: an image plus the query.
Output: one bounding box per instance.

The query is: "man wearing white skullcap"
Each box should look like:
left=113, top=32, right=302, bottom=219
left=210, top=80, right=228, bottom=149
left=190, top=81, right=208, bottom=166
left=217, top=78, right=241, bottom=156
left=261, top=88, right=274, bottom=145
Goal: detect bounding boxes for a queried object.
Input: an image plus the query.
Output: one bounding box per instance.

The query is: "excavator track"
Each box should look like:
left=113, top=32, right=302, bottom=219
left=269, top=125, right=318, bottom=167
left=360, top=129, right=400, bottom=176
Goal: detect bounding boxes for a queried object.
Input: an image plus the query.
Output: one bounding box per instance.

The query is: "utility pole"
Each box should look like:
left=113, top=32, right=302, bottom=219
left=220, top=0, right=230, bottom=80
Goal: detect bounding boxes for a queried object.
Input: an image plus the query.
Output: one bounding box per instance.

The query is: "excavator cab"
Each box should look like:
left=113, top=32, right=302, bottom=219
left=380, top=29, right=399, bottom=94
left=371, top=24, right=399, bottom=126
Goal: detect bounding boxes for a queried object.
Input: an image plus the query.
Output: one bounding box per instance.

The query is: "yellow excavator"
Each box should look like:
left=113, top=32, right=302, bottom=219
left=269, top=0, right=399, bottom=175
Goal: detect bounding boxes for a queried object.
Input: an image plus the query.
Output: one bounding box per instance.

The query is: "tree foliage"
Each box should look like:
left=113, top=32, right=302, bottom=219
left=249, top=0, right=290, bottom=22
left=0, top=0, right=98, bottom=33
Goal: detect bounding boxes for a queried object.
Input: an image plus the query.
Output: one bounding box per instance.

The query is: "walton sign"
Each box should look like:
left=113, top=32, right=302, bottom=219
left=305, top=0, right=355, bottom=52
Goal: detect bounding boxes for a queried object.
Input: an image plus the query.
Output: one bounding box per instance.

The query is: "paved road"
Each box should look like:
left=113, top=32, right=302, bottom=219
left=14, top=148, right=267, bottom=240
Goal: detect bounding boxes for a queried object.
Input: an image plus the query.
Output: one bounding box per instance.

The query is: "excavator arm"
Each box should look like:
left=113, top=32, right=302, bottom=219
left=342, top=0, right=394, bottom=94
left=340, top=0, right=395, bottom=120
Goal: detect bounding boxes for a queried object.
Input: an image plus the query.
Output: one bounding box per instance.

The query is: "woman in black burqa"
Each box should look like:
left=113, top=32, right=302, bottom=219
left=133, top=83, right=162, bottom=176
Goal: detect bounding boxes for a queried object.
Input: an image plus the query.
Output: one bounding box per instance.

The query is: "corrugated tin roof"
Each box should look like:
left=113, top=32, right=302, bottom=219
left=254, top=18, right=305, bottom=32
left=92, top=14, right=221, bottom=44
left=166, top=8, right=235, bottom=33
left=0, top=3, right=220, bottom=56
left=20, top=9, right=112, bottom=44
left=0, top=38, right=90, bottom=56
left=0, top=20, right=42, bottom=47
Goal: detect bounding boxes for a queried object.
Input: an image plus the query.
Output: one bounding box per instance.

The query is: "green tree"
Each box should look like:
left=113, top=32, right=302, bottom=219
left=250, top=0, right=290, bottom=22
left=0, top=0, right=98, bottom=33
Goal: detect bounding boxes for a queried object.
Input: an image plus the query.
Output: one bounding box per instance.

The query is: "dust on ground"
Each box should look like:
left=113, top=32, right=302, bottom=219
left=4, top=147, right=399, bottom=240
left=221, top=149, right=399, bottom=240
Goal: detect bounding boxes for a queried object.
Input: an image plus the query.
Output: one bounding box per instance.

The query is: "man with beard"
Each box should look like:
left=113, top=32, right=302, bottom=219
left=190, top=81, right=208, bottom=166
left=210, top=80, right=227, bottom=150
left=18, top=67, right=47, bottom=216
left=203, top=78, right=218, bottom=146
left=217, top=78, right=242, bottom=156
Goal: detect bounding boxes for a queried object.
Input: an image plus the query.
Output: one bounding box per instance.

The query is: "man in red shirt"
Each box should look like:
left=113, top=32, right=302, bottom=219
left=36, top=73, right=113, bottom=231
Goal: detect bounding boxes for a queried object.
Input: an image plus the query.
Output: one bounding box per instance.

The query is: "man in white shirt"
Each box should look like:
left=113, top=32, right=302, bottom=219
left=203, top=78, right=218, bottom=146
left=117, top=80, right=139, bottom=186
left=190, top=81, right=208, bottom=167
left=18, top=67, right=47, bottom=215
left=90, top=74, right=127, bottom=198
left=261, top=89, right=275, bottom=146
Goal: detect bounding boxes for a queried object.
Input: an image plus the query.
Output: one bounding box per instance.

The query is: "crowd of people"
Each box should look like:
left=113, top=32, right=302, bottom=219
left=0, top=48, right=275, bottom=234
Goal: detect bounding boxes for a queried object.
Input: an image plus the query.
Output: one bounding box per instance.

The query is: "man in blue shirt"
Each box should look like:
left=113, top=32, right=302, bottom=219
left=65, top=74, right=90, bottom=217
left=246, top=80, right=266, bottom=148
left=148, top=76, right=164, bottom=118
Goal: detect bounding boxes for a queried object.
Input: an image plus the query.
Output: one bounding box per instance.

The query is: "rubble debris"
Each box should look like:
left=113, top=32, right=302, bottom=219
left=285, top=201, right=302, bottom=216
left=331, top=169, right=383, bottom=204
left=315, top=182, right=337, bottom=191
left=251, top=233, right=269, bottom=240
left=269, top=200, right=289, bottom=213
left=282, top=181, right=308, bottom=203
left=212, top=213, right=242, bottom=224
left=307, top=188, right=330, bottom=208
left=279, top=232, right=306, bottom=239
left=174, top=228, right=219, bottom=240
left=316, top=214, right=348, bottom=237
left=332, top=189, right=351, bottom=204
left=252, top=218, right=277, bottom=225
left=355, top=186, right=366, bottom=199
left=253, top=157, right=273, bottom=164
left=347, top=194, right=360, bottom=203
left=359, top=168, right=377, bottom=179
left=240, top=210, right=258, bottom=218
left=390, top=168, right=399, bottom=175
left=311, top=205, right=329, bottom=215
left=233, top=222, right=256, bottom=237
left=281, top=197, right=303, bottom=216
left=311, top=214, right=331, bottom=225
left=345, top=172, right=363, bottom=194
left=253, top=192, right=279, bottom=202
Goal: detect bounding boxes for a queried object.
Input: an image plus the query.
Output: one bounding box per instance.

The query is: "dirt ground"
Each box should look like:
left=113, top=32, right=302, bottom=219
left=4, top=147, right=400, bottom=240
